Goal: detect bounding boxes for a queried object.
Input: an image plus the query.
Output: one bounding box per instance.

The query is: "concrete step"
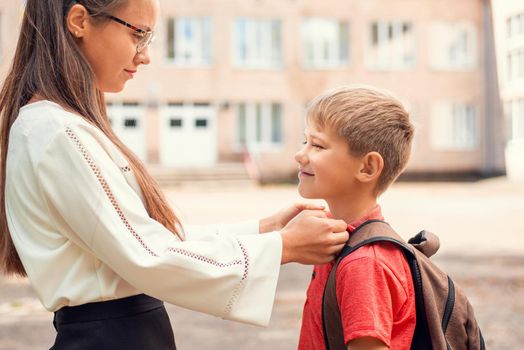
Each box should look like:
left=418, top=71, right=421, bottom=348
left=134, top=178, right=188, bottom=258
left=148, top=163, right=255, bottom=187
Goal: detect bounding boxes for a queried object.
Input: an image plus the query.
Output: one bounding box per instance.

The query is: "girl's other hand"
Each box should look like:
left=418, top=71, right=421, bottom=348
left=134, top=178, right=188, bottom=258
left=259, top=202, right=325, bottom=233
left=279, top=210, right=348, bottom=265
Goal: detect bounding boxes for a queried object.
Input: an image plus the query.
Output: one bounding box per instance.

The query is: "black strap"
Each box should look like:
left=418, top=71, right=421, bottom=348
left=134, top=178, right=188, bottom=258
left=322, top=220, right=427, bottom=350
left=340, top=220, right=416, bottom=259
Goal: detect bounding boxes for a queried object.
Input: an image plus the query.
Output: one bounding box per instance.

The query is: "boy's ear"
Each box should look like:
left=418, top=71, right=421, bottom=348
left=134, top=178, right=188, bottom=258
left=356, top=152, right=384, bottom=184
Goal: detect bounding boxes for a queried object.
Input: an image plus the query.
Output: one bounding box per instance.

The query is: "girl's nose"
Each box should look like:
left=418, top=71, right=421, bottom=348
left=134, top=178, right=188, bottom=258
left=136, top=47, right=151, bottom=66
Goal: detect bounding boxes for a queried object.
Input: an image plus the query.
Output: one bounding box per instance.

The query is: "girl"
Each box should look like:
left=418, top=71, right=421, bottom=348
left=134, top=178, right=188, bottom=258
left=0, top=0, right=349, bottom=349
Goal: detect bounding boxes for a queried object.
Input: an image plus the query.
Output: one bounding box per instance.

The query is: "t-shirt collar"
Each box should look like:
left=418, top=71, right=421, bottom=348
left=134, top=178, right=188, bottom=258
left=346, top=205, right=384, bottom=233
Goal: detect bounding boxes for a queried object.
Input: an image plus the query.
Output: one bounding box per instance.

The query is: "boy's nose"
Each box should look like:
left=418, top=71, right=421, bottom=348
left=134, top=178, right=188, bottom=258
left=294, top=149, right=307, bottom=165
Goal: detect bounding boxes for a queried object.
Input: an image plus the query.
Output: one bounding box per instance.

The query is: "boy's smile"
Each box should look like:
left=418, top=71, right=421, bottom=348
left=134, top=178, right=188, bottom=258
left=298, top=169, right=315, bottom=177
left=295, top=124, right=363, bottom=201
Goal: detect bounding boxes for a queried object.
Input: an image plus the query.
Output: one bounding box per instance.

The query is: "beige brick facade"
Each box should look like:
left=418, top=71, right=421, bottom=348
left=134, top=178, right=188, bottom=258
left=0, top=0, right=507, bottom=181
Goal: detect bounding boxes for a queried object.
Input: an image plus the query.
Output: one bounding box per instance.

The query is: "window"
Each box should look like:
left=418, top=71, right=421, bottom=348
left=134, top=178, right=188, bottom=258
left=507, top=48, right=524, bottom=81
left=431, top=103, right=478, bottom=151
left=106, top=102, right=147, bottom=160
left=107, top=102, right=143, bottom=128
left=195, top=118, right=208, bottom=128
left=510, top=99, right=524, bottom=140
left=170, top=118, right=183, bottom=128
left=429, top=21, right=477, bottom=70
left=507, top=13, right=524, bottom=38
left=368, top=21, right=415, bottom=70
left=124, top=118, right=137, bottom=128
left=236, top=103, right=283, bottom=151
left=301, top=18, right=349, bottom=68
left=166, top=17, right=212, bottom=65
left=233, top=18, right=282, bottom=68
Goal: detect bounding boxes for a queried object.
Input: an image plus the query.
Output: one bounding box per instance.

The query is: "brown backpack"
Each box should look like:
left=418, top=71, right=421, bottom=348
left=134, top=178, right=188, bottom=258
left=322, top=220, right=486, bottom=350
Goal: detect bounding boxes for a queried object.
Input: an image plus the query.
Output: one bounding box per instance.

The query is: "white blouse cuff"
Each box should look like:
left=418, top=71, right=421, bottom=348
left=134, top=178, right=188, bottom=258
left=222, top=231, right=282, bottom=326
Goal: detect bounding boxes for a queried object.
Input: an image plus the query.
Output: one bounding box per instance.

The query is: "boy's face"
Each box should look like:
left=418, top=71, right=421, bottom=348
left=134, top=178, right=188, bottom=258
left=294, top=123, right=363, bottom=200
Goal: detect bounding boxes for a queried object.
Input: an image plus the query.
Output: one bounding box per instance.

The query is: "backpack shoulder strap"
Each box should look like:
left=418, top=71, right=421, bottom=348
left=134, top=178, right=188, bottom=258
left=341, top=220, right=415, bottom=259
left=322, top=220, right=416, bottom=350
left=322, top=254, right=346, bottom=350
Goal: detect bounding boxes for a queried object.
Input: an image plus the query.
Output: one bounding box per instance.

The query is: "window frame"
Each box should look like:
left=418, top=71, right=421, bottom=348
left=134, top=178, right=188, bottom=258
left=235, top=102, right=284, bottom=153
left=430, top=102, right=479, bottom=151
left=429, top=20, right=478, bottom=71
left=232, top=18, right=283, bottom=69
left=165, top=16, right=213, bottom=67
left=366, top=20, right=416, bottom=71
left=301, top=17, right=350, bottom=69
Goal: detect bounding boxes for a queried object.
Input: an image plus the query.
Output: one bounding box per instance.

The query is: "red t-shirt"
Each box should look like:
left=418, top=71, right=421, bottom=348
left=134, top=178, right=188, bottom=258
left=298, top=206, right=416, bottom=349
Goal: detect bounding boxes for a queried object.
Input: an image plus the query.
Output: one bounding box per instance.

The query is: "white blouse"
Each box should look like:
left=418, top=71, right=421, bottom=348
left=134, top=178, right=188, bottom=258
left=5, top=100, right=282, bottom=326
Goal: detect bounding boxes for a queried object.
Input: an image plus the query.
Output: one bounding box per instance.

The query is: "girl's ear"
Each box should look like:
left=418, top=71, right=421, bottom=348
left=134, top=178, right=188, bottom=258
left=66, top=4, right=90, bottom=38
left=356, top=151, right=384, bottom=185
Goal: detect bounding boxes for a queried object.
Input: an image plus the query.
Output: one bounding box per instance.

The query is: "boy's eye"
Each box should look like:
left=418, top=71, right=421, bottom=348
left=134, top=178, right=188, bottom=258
left=302, top=140, right=323, bottom=149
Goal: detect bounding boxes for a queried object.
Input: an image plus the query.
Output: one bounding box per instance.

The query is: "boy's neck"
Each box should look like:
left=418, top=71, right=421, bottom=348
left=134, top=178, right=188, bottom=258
left=326, top=193, right=378, bottom=225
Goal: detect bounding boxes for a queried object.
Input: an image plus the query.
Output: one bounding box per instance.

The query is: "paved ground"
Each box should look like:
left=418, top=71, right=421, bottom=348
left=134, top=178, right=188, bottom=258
left=0, top=177, right=523, bottom=349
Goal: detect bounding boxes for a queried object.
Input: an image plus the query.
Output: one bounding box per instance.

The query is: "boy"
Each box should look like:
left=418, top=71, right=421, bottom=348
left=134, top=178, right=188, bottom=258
left=296, top=86, right=416, bottom=350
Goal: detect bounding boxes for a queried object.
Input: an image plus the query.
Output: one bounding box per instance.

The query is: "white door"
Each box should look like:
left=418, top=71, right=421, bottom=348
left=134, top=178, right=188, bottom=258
left=159, top=103, right=217, bottom=167
left=108, top=103, right=147, bottom=161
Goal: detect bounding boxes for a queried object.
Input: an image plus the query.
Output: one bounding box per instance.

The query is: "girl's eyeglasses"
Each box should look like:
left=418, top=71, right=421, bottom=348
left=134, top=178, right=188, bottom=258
left=64, top=1, right=154, bottom=53
left=105, top=15, right=154, bottom=53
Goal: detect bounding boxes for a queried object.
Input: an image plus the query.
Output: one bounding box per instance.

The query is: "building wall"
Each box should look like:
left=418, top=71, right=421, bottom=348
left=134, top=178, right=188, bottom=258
left=0, top=1, right=24, bottom=74
left=0, top=0, right=506, bottom=181
left=493, top=0, right=524, bottom=100
left=492, top=0, right=524, bottom=179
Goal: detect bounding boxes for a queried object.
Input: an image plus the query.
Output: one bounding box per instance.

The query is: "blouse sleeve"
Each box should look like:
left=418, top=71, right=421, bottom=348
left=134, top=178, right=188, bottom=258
left=35, top=123, right=282, bottom=326
left=183, top=221, right=260, bottom=241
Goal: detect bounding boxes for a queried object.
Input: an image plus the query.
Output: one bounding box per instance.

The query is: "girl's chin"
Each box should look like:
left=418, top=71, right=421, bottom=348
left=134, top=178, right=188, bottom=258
left=98, top=81, right=126, bottom=93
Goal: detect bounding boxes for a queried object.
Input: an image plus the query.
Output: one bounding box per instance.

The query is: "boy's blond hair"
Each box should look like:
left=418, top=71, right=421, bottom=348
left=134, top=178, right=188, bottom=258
left=306, top=85, right=414, bottom=194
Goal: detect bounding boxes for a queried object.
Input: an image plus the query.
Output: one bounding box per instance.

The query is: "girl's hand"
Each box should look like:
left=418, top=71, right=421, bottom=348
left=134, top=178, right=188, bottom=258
left=279, top=210, right=348, bottom=265
left=259, top=202, right=325, bottom=233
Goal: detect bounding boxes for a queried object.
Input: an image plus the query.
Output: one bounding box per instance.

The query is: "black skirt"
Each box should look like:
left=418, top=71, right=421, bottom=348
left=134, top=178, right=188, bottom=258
left=50, top=294, right=176, bottom=350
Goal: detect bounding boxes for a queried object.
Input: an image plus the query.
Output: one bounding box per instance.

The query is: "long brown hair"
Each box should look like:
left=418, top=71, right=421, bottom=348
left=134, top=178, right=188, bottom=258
left=0, top=0, right=183, bottom=277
